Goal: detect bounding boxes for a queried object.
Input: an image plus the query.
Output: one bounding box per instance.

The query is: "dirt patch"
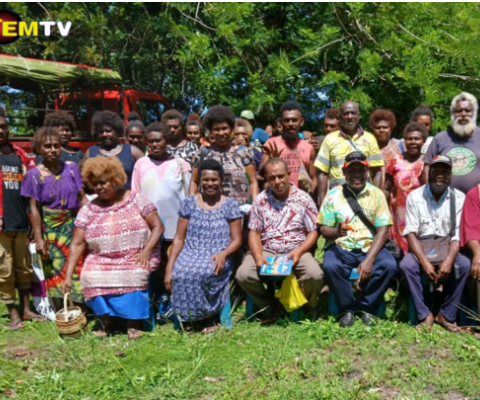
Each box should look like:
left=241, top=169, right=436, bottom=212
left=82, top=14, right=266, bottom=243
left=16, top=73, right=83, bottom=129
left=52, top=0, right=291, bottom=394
left=368, top=386, right=402, bottom=399
left=444, top=391, right=469, bottom=400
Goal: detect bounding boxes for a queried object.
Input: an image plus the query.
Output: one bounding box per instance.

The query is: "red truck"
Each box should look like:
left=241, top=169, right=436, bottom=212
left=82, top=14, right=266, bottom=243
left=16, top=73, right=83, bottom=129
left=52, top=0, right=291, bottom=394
left=0, top=53, right=171, bottom=161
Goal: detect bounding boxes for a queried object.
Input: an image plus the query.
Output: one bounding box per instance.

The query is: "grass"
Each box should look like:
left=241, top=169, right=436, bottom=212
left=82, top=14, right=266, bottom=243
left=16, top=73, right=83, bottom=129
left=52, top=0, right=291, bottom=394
left=1, top=303, right=480, bottom=400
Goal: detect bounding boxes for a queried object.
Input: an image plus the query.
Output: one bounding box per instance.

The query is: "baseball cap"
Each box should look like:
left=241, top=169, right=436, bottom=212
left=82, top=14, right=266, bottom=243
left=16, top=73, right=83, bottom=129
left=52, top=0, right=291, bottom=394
left=240, top=110, right=255, bottom=120
left=430, top=154, right=452, bottom=168
left=343, top=151, right=369, bottom=169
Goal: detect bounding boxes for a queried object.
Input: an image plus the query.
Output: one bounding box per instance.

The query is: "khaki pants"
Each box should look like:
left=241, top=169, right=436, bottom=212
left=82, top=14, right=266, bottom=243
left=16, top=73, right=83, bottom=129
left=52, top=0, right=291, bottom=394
left=236, top=250, right=323, bottom=312
left=0, top=232, right=31, bottom=304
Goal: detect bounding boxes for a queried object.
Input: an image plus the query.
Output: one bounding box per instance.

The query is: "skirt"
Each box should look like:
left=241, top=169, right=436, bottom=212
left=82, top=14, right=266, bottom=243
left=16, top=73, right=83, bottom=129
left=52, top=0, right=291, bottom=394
left=86, top=290, right=150, bottom=319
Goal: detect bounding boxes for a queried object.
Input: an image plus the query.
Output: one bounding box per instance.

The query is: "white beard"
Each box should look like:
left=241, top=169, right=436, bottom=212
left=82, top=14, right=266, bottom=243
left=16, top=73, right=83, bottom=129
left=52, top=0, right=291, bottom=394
left=451, top=115, right=477, bottom=138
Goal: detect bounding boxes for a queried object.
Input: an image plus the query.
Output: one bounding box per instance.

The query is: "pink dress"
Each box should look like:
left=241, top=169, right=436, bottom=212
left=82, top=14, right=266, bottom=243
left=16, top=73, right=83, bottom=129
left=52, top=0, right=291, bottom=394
left=75, top=192, right=160, bottom=301
left=386, top=156, right=424, bottom=254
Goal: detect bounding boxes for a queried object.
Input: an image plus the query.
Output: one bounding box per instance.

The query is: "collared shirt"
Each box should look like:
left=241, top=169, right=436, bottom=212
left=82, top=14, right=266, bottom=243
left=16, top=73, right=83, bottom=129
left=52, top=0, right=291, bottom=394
left=248, top=184, right=318, bottom=253
left=403, top=184, right=465, bottom=242
left=314, top=128, right=384, bottom=188
left=317, top=183, right=392, bottom=252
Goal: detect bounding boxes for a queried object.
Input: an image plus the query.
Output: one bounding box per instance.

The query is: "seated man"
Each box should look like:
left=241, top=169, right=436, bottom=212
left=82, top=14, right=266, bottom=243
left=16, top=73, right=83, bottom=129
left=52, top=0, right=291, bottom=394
left=236, top=158, right=323, bottom=321
left=401, top=155, right=470, bottom=332
left=318, top=152, right=396, bottom=327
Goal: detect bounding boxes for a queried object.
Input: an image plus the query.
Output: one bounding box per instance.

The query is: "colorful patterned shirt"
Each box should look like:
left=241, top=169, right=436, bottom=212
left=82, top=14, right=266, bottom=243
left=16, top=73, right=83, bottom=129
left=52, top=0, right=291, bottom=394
left=248, top=184, right=318, bottom=253
left=317, top=183, right=392, bottom=252
left=314, top=129, right=384, bottom=188
left=168, top=141, right=198, bottom=167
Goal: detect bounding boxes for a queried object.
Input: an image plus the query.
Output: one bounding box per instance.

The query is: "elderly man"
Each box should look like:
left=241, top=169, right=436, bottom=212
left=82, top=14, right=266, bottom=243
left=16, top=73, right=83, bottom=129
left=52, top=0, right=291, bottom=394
left=318, top=152, right=396, bottom=327
left=315, top=101, right=384, bottom=207
left=236, top=158, right=323, bottom=321
left=424, top=92, right=480, bottom=194
left=401, top=155, right=470, bottom=332
left=260, top=101, right=317, bottom=193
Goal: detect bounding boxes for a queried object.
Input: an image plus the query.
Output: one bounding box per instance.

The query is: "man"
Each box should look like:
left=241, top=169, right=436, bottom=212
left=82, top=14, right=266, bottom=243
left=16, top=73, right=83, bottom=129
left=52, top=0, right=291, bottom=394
left=161, top=109, right=198, bottom=166
left=318, top=152, right=396, bottom=327
left=424, top=92, right=480, bottom=194
left=401, top=155, right=470, bottom=332
left=260, top=101, right=317, bottom=193
left=0, top=112, right=45, bottom=330
left=236, top=158, right=323, bottom=321
left=323, top=108, right=341, bottom=135
left=272, top=117, right=283, bottom=137
left=315, top=101, right=384, bottom=207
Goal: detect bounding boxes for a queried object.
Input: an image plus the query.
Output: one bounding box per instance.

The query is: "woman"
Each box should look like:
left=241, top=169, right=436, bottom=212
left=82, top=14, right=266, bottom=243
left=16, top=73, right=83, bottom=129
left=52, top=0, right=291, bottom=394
left=62, top=156, right=164, bottom=340
left=384, top=122, right=427, bottom=254
left=189, top=106, right=259, bottom=207
left=185, top=120, right=205, bottom=147
left=39, top=111, right=84, bottom=164
left=369, top=109, right=401, bottom=165
left=126, top=119, right=147, bottom=154
left=165, top=159, right=242, bottom=332
left=132, top=122, right=191, bottom=290
left=21, top=127, right=86, bottom=307
left=410, top=106, right=434, bottom=154
left=85, top=110, right=144, bottom=189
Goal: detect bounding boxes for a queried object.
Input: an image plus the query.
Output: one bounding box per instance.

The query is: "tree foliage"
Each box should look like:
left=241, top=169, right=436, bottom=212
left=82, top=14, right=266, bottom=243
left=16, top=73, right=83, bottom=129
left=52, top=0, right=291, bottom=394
left=4, top=2, right=480, bottom=132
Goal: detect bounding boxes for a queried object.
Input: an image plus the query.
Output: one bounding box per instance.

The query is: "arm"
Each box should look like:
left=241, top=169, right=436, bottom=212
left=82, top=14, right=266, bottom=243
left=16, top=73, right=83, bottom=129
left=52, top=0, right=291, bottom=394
left=437, top=240, right=460, bottom=281
left=29, top=198, right=45, bottom=254
left=164, top=217, right=188, bottom=292
left=212, top=219, right=242, bottom=275
left=422, top=164, right=429, bottom=185
left=78, top=188, right=88, bottom=206
left=309, top=146, right=318, bottom=193
left=357, top=225, right=389, bottom=283
left=188, top=166, right=199, bottom=196
left=287, top=230, right=319, bottom=267
left=407, top=233, right=437, bottom=282
left=84, top=147, right=90, bottom=159
left=467, top=240, right=480, bottom=280
left=371, top=166, right=383, bottom=189
left=317, top=171, right=329, bottom=207
left=131, top=145, right=145, bottom=162
left=383, top=173, right=394, bottom=200
left=245, top=164, right=259, bottom=201
left=132, top=211, right=164, bottom=268
left=61, top=228, right=86, bottom=294
left=248, top=229, right=268, bottom=268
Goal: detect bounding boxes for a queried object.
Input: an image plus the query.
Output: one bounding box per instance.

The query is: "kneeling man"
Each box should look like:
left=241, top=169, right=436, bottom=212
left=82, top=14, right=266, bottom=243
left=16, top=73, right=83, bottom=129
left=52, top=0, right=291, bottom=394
left=318, top=152, right=397, bottom=327
left=236, top=158, right=323, bottom=321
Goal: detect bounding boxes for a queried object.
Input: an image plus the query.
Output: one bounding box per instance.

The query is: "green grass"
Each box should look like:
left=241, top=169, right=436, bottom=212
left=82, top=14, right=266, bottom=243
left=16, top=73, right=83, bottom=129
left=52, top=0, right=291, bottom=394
left=1, top=305, right=480, bottom=400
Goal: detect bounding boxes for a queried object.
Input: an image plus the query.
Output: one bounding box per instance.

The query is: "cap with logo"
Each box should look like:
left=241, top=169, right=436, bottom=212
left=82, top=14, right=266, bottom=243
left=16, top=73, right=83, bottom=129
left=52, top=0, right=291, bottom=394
left=343, top=151, right=369, bottom=169
left=430, top=154, right=452, bottom=168
left=240, top=110, right=255, bottom=121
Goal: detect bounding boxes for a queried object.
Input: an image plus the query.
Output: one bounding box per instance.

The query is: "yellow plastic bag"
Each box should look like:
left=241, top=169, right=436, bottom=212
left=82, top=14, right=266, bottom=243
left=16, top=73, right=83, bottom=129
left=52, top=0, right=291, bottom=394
left=275, top=274, right=308, bottom=312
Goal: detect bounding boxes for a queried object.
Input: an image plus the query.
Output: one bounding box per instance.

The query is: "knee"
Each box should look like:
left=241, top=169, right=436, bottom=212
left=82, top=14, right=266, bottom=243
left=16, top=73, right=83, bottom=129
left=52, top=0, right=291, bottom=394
left=399, top=254, right=417, bottom=274
left=455, top=255, right=471, bottom=276
left=235, top=258, right=257, bottom=285
left=304, top=265, right=324, bottom=282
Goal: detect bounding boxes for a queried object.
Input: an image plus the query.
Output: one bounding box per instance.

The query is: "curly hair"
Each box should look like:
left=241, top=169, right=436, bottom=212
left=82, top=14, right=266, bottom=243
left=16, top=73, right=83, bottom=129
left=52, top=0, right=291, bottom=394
left=234, top=118, right=253, bottom=139
left=44, top=110, right=76, bottom=131
left=126, top=120, right=146, bottom=136
left=403, top=122, right=428, bottom=140
left=368, top=109, right=396, bottom=129
left=410, top=106, right=434, bottom=123
left=202, top=106, right=236, bottom=130
left=81, top=156, right=127, bottom=189
left=161, top=109, right=184, bottom=127
left=91, top=111, right=124, bottom=137
left=126, top=111, right=141, bottom=122
left=325, top=108, right=340, bottom=120
left=145, top=122, right=173, bottom=143
left=198, top=158, right=224, bottom=181
left=280, top=100, right=304, bottom=117
left=31, top=126, right=61, bottom=155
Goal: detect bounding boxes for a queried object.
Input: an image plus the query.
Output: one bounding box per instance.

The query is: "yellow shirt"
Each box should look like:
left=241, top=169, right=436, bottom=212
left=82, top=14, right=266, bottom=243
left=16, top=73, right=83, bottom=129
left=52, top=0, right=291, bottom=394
left=314, top=129, right=384, bottom=188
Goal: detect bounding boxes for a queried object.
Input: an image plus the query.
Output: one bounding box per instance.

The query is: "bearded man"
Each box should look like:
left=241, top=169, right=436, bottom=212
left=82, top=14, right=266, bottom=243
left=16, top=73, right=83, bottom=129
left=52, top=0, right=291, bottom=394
left=424, top=92, right=480, bottom=194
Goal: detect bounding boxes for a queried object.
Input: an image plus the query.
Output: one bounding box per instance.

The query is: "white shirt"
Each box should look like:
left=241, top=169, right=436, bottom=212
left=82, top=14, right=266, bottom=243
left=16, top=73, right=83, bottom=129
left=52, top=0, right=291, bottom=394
left=403, top=184, right=465, bottom=242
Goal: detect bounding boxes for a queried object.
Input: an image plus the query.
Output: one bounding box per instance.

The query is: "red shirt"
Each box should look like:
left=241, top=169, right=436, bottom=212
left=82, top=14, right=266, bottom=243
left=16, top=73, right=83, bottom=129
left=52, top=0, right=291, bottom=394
left=460, top=184, right=480, bottom=248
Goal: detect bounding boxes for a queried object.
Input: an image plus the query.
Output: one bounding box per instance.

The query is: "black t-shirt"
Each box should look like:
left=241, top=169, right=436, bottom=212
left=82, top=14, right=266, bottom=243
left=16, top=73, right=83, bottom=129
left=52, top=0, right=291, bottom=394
left=0, top=153, right=29, bottom=232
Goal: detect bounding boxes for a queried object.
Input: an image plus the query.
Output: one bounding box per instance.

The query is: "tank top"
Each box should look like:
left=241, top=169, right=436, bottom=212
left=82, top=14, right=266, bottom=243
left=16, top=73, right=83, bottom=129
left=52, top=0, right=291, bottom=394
left=88, top=143, right=134, bottom=189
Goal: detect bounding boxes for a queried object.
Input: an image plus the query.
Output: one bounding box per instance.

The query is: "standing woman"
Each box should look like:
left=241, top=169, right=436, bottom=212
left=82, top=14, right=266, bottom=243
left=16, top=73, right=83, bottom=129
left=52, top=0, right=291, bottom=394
left=21, top=127, right=86, bottom=307
left=126, top=119, right=147, bottom=154
left=165, top=159, right=242, bottom=332
left=185, top=120, right=205, bottom=147
left=62, top=156, right=163, bottom=339
left=369, top=109, right=401, bottom=166
left=188, top=106, right=259, bottom=207
left=384, top=122, right=427, bottom=254
left=85, top=110, right=144, bottom=189
left=410, top=106, right=434, bottom=155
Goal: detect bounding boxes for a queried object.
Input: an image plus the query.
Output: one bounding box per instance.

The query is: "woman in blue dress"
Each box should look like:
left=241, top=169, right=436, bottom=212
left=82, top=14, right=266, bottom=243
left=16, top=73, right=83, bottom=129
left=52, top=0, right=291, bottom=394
left=165, top=159, right=242, bottom=332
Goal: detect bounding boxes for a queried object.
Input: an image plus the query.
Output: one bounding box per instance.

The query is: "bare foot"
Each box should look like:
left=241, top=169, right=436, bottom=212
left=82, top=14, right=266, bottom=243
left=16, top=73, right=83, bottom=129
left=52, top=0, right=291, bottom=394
left=23, top=310, right=47, bottom=322
left=127, top=328, right=142, bottom=340
left=7, top=320, right=24, bottom=331
left=416, top=312, right=434, bottom=331
left=92, top=330, right=108, bottom=338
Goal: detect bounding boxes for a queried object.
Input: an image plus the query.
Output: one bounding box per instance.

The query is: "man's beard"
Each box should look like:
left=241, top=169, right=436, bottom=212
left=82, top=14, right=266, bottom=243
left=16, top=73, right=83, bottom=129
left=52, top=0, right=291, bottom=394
left=282, top=131, right=298, bottom=143
left=429, top=177, right=451, bottom=197
left=451, top=115, right=477, bottom=138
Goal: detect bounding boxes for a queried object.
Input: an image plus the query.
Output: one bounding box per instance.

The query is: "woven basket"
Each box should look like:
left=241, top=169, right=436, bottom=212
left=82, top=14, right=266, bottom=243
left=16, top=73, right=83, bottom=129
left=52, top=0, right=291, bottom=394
left=55, top=293, right=87, bottom=336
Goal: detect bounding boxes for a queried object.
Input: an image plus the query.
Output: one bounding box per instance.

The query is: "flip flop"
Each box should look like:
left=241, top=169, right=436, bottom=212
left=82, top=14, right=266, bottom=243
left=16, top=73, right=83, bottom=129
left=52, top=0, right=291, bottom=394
left=7, top=320, right=24, bottom=331
left=435, top=314, right=464, bottom=333
left=127, top=328, right=142, bottom=340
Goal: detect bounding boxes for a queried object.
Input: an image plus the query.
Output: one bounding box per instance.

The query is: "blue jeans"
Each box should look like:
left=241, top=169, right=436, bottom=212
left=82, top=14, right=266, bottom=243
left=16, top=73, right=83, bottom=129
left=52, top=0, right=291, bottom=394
left=323, top=245, right=397, bottom=314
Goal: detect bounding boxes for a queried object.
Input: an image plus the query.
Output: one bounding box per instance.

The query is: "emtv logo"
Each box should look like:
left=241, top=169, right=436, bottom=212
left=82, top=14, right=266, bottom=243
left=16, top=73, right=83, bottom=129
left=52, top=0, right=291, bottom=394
left=0, top=9, right=71, bottom=45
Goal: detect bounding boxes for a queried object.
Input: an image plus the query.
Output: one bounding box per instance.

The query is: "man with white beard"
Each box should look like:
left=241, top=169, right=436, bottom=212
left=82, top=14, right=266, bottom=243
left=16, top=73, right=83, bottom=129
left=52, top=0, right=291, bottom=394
left=424, top=92, right=480, bottom=194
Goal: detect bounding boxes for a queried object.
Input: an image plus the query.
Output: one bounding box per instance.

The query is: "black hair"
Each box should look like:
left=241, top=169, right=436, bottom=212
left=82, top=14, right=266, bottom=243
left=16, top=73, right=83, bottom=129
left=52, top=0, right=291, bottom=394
left=280, top=100, right=304, bottom=117
left=198, top=158, right=225, bottom=181
left=31, top=126, right=61, bottom=155
left=410, top=106, right=434, bottom=123
left=127, top=111, right=141, bottom=122
left=403, top=122, right=428, bottom=140
left=202, top=106, right=236, bottom=130
left=44, top=110, right=76, bottom=131
left=274, top=117, right=282, bottom=125
left=161, top=109, right=184, bottom=127
left=126, top=120, right=146, bottom=135
left=185, top=120, right=204, bottom=135
left=91, top=110, right=124, bottom=137
left=264, top=157, right=289, bottom=176
left=145, top=122, right=173, bottom=143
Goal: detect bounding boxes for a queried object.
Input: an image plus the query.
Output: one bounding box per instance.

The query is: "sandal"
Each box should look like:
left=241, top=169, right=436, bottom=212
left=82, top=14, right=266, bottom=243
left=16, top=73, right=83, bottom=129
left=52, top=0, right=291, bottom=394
left=416, top=313, right=434, bottom=331
left=7, top=320, right=24, bottom=331
left=435, top=314, right=463, bottom=333
left=127, top=328, right=142, bottom=340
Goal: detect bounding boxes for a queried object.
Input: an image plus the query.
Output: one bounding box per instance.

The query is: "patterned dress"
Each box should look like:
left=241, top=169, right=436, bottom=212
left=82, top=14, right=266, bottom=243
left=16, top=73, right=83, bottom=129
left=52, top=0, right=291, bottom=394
left=172, top=196, right=242, bottom=321
left=385, top=155, right=424, bottom=254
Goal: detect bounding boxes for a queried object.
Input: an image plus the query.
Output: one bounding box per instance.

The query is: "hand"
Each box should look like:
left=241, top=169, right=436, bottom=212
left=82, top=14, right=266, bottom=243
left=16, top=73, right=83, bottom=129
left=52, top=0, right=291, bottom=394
left=471, top=254, right=480, bottom=280
left=234, top=136, right=248, bottom=147
left=262, top=142, right=283, bottom=158
left=421, top=260, right=438, bottom=283
left=287, top=248, right=303, bottom=267
left=35, top=238, right=46, bottom=255
left=337, top=217, right=352, bottom=238
left=436, top=259, right=453, bottom=282
left=309, top=138, right=320, bottom=152
left=302, top=130, right=314, bottom=140
left=357, top=258, right=373, bottom=284
left=132, top=250, right=151, bottom=269
left=164, top=268, right=173, bottom=293
left=61, top=277, right=72, bottom=295
left=255, top=255, right=269, bottom=270
left=212, top=252, right=227, bottom=275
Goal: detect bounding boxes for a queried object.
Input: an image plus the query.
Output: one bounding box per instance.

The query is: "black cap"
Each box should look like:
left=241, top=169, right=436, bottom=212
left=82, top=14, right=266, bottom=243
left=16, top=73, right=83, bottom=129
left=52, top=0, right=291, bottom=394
left=343, top=151, right=369, bottom=168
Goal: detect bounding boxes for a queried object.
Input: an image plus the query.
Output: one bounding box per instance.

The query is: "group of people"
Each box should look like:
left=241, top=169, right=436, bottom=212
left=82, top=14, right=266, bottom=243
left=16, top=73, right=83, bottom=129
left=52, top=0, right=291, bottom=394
left=1, top=90, right=480, bottom=338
